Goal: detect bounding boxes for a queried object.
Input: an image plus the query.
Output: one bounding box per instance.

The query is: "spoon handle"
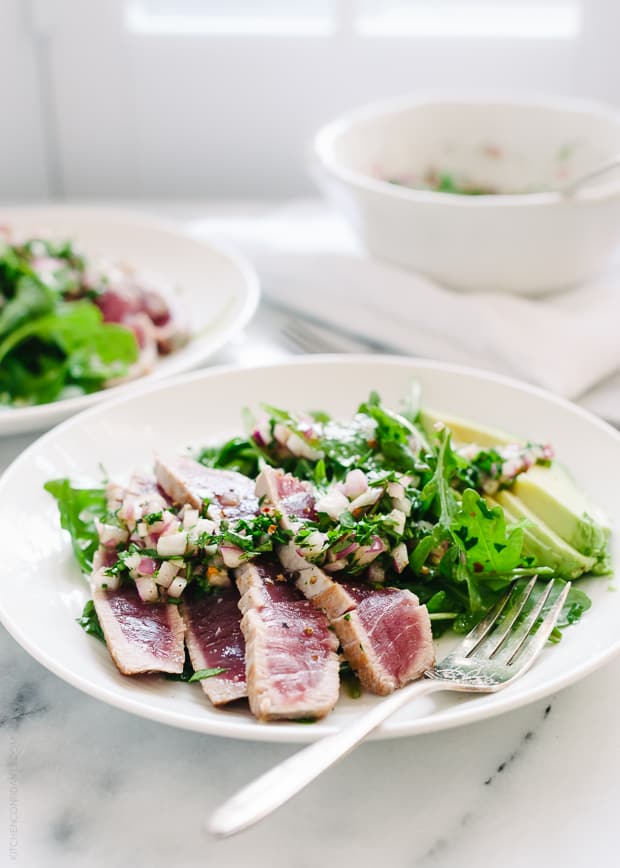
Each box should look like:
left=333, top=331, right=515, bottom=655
left=562, top=154, right=620, bottom=196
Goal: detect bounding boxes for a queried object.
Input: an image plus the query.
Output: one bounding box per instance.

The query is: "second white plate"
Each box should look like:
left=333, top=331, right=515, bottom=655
left=0, top=206, right=259, bottom=435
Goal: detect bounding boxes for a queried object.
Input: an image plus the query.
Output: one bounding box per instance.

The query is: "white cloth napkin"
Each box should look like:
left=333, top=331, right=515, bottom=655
left=187, top=200, right=620, bottom=417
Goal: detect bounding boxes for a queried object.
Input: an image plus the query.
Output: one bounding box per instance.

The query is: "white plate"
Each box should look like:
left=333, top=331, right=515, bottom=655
left=0, top=206, right=259, bottom=435
left=1, top=357, right=618, bottom=743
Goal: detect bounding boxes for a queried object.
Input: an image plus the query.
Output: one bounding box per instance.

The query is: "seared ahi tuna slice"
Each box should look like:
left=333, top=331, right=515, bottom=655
left=255, top=467, right=316, bottom=531
left=92, top=585, right=185, bottom=676
left=155, top=456, right=258, bottom=521
left=235, top=560, right=339, bottom=721
left=258, top=467, right=434, bottom=696
left=181, top=588, right=247, bottom=705
left=295, top=564, right=434, bottom=695
left=333, top=582, right=434, bottom=695
left=117, top=472, right=169, bottom=532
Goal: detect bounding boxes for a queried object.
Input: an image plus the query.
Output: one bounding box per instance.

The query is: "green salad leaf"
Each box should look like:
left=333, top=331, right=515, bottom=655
left=421, top=428, right=460, bottom=527
left=0, top=237, right=140, bottom=407
left=451, top=489, right=524, bottom=576
left=0, top=302, right=138, bottom=405
left=0, top=275, right=55, bottom=338
left=76, top=599, right=105, bottom=643
left=44, top=479, right=107, bottom=572
left=198, top=435, right=266, bottom=478
left=188, top=667, right=227, bottom=683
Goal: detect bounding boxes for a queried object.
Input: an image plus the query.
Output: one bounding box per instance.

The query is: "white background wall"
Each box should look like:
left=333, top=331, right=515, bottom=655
left=3, top=0, right=619, bottom=199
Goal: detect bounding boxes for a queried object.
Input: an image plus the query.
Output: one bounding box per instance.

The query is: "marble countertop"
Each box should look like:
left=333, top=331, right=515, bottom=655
left=1, top=204, right=620, bottom=868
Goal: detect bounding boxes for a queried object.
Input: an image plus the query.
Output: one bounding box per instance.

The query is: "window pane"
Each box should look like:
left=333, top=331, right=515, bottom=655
left=355, top=0, right=583, bottom=39
left=126, top=0, right=335, bottom=35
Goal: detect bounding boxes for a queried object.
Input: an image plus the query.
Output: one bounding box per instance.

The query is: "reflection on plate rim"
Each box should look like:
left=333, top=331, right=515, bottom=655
left=1, top=355, right=619, bottom=743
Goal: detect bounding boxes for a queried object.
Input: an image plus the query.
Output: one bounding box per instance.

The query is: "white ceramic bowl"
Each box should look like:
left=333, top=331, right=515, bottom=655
left=314, top=94, right=620, bottom=294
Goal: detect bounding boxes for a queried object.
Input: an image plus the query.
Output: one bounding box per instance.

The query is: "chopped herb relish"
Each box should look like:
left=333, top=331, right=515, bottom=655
left=50, top=387, right=605, bottom=653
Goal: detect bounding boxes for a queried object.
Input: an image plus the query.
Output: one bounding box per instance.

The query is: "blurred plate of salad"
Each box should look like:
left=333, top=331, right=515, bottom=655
left=0, top=207, right=259, bottom=435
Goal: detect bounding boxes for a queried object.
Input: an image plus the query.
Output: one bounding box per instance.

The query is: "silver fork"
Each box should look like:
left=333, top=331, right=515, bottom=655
left=281, top=317, right=389, bottom=355
left=209, top=576, right=570, bottom=838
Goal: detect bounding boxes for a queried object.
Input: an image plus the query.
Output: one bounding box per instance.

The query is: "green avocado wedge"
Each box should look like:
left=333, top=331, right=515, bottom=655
left=512, top=464, right=611, bottom=570
left=420, top=407, right=515, bottom=447
left=491, top=489, right=596, bottom=579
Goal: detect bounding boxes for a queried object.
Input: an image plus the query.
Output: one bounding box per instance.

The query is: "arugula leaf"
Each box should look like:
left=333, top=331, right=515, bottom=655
left=76, top=599, right=105, bottom=643
left=421, top=428, right=460, bottom=527
left=559, top=586, right=592, bottom=627
left=502, top=578, right=592, bottom=644
left=358, top=391, right=425, bottom=473
left=44, top=479, right=107, bottom=572
left=197, top=435, right=265, bottom=477
left=188, top=667, right=227, bottom=682
left=451, top=489, right=524, bottom=576
left=409, top=535, right=435, bottom=573
left=163, top=651, right=227, bottom=683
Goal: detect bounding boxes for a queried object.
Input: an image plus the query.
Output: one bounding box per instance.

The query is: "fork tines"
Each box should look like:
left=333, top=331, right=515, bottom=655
left=461, top=577, right=571, bottom=669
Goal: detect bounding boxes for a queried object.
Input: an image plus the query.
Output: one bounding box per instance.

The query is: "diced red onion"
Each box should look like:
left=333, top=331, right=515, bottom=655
left=157, top=531, right=188, bottom=557
left=273, top=423, right=290, bottom=445
left=135, top=576, right=159, bottom=603
left=220, top=545, right=245, bottom=568
left=155, top=560, right=180, bottom=589
left=353, top=536, right=385, bottom=567
left=392, top=496, right=412, bottom=516
left=95, top=519, right=129, bottom=548
left=124, top=553, right=142, bottom=571
left=287, top=432, right=323, bottom=461
left=324, top=559, right=347, bottom=573
left=385, top=509, right=406, bottom=536
left=343, top=469, right=368, bottom=499
left=300, top=530, right=328, bottom=558
left=348, top=487, right=382, bottom=513
left=92, top=566, right=119, bottom=591
left=183, top=508, right=200, bottom=529
left=335, top=541, right=358, bottom=560
left=369, top=535, right=385, bottom=553
left=315, top=488, right=350, bottom=521
left=137, top=557, right=157, bottom=576
left=220, top=491, right=240, bottom=507
left=167, top=576, right=187, bottom=598
left=392, top=542, right=409, bottom=574
left=387, top=481, right=405, bottom=500
left=367, top=561, right=385, bottom=584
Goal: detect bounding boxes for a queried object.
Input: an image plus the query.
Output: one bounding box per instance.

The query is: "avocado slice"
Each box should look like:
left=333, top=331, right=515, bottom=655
left=512, top=464, right=610, bottom=568
left=493, top=489, right=596, bottom=579
left=420, top=407, right=515, bottom=447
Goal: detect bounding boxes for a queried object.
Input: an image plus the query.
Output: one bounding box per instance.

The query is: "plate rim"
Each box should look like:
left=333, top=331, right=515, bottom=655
left=0, top=205, right=260, bottom=434
left=1, top=354, right=620, bottom=743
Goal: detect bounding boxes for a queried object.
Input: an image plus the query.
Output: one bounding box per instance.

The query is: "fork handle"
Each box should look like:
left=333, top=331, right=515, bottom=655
left=208, top=678, right=444, bottom=838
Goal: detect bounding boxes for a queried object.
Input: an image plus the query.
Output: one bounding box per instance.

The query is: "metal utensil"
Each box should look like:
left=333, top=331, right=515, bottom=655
left=561, top=154, right=620, bottom=196
left=209, top=576, right=570, bottom=838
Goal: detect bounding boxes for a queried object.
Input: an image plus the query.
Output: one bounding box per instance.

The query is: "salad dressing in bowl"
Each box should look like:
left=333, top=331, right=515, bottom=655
left=314, top=94, right=620, bottom=294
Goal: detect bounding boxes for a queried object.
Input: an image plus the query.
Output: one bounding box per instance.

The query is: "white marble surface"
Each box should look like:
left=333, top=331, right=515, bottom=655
left=2, top=203, right=620, bottom=868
